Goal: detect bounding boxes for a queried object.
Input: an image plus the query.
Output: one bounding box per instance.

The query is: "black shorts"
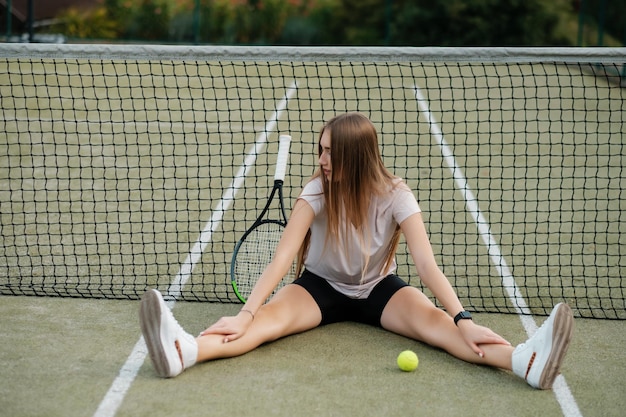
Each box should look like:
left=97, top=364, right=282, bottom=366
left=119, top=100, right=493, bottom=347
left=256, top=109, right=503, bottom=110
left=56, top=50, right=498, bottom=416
left=293, top=269, right=409, bottom=327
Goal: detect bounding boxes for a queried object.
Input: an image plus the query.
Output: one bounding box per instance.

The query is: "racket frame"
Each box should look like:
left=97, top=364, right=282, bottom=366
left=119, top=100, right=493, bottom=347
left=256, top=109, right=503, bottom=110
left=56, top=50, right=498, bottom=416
left=230, top=135, right=292, bottom=303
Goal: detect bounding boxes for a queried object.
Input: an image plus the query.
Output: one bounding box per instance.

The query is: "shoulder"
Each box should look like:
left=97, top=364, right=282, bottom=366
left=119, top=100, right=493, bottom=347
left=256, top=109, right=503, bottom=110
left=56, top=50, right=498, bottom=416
left=302, top=176, right=323, bottom=194
left=298, top=176, right=324, bottom=215
left=388, top=178, right=415, bottom=200
left=386, top=178, right=421, bottom=221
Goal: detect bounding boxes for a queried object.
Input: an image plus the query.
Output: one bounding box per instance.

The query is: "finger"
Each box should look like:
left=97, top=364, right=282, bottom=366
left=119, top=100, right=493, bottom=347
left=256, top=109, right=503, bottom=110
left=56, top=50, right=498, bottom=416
left=223, top=332, right=243, bottom=343
left=496, top=337, right=512, bottom=346
left=482, top=333, right=511, bottom=346
left=199, top=326, right=219, bottom=336
left=199, top=326, right=233, bottom=337
left=470, top=342, right=484, bottom=358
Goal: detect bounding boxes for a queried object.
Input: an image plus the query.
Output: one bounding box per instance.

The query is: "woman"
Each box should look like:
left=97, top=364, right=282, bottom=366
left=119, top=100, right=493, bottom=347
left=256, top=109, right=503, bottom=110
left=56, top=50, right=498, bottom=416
left=139, top=112, right=573, bottom=389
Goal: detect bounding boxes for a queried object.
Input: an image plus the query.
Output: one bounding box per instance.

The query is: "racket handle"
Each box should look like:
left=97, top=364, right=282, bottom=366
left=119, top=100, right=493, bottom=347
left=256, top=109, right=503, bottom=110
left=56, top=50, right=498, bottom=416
left=274, top=134, right=292, bottom=181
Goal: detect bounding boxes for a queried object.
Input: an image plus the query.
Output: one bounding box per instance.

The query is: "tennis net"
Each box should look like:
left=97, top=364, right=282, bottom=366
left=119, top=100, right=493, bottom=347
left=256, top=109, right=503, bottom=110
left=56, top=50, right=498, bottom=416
left=0, top=44, right=624, bottom=319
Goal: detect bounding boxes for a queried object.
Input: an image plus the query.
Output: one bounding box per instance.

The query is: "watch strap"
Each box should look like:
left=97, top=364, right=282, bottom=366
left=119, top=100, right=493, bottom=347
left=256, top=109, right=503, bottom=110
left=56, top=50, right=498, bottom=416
left=453, top=310, right=472, bottom=326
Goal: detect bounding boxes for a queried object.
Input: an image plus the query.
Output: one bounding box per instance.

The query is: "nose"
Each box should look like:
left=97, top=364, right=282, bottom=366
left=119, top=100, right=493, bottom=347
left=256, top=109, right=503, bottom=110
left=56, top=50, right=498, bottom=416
left=319, top=152, right=328, bottom=166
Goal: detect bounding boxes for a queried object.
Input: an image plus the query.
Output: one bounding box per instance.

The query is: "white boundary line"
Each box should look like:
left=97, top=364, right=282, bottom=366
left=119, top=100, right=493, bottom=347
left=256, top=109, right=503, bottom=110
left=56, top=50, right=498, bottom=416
left=92, top=82, right=298, bottom=417
left=413, top=86, right=582, bottom=417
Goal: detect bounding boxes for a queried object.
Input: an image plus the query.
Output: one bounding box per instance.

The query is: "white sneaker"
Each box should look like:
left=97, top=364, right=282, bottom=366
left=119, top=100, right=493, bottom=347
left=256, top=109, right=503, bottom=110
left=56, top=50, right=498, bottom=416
left=139, top=289, right=198, bottom=378
left=512, top=303, right=574, bottom=389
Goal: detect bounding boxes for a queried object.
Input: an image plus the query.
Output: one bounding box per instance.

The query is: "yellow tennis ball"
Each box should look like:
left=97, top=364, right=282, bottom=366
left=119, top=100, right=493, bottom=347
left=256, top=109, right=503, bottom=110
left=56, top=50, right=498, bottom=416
left=397, top=350, right=419, bottom=372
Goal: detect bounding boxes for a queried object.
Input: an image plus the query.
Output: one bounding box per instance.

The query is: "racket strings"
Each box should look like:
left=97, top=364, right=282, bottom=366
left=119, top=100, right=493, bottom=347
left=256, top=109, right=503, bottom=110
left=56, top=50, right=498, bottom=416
left=233, top=223, right=295, bottom=298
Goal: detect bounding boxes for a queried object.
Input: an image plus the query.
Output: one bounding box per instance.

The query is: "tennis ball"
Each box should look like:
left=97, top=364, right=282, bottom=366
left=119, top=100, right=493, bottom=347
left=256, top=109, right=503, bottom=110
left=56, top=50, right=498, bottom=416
left=397, top=350, right=419, bottom=372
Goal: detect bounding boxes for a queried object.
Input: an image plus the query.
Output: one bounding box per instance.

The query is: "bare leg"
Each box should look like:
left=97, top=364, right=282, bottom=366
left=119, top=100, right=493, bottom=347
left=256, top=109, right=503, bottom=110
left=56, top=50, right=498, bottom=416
left=380, top=286, right=514, bottom=370
left=196, top=284, right=322, bottom=362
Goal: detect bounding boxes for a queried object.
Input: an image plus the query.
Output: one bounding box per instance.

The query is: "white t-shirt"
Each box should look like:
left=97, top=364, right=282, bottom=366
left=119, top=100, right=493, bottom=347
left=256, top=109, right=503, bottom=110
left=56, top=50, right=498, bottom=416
left=298, top=176, right=421, bottom=299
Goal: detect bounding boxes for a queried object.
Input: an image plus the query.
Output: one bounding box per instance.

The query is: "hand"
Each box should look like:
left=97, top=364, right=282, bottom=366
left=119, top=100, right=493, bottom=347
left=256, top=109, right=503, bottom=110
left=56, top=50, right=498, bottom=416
left=457, top=320, right=511, bottom=358
left=199, top=311, right=254, bottom=343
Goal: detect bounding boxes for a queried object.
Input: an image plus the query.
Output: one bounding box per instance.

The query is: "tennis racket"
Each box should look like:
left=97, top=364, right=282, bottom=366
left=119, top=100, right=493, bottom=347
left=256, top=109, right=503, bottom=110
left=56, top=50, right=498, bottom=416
left=231, top=134, right=296, bottom=303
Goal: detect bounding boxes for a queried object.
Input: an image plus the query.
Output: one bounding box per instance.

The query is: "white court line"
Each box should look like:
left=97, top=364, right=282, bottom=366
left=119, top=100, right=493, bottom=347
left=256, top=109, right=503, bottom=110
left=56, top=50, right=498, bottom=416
left=93, top=82, right=298, bottom=417
left=414, top=86, right=582, bottom=417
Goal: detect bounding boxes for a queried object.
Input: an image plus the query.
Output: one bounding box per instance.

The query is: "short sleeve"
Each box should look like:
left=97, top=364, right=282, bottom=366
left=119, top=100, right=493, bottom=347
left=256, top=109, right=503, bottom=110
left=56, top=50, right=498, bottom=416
left=298, top=177, right=324, bottom=215
left=392, top=181, right=421, bottom=225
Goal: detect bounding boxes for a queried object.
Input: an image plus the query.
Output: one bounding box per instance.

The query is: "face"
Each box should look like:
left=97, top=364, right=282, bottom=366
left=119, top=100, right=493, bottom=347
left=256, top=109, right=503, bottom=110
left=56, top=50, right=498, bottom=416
left=319, top=129, right=332, bottom=179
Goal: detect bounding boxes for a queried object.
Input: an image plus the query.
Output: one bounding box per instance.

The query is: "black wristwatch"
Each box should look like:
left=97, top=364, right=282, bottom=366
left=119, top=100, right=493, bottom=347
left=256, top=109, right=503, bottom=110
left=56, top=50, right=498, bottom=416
left=453, top=311, right=473, bottom=326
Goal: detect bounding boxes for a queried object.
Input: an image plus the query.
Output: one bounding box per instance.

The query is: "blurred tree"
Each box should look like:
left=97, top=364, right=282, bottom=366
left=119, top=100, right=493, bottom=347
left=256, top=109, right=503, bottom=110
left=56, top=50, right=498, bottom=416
left=103, top=0, right=128, bottom=38
left=52, top=5, right=117, bottom=39
left=389, top=0, right=568, bottom=46
left=576, top=0, right=625, bottom=45
left=125, top=0, right=171, bottom=41
left=333, top=0, right=388, bottom=45
left=278, top=0, right=341, bottom=45
left=46, top=0, right=619, bottom=46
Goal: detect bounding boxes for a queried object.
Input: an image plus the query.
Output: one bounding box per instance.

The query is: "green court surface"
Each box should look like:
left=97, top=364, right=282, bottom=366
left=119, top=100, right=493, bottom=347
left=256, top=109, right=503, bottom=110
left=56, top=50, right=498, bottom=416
left=1, top=295, right=624, bottom=417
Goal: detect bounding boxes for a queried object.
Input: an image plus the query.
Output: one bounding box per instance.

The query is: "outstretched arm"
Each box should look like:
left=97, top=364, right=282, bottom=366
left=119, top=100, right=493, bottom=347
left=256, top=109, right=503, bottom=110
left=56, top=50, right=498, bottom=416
left=201, top=198, right=314, bottom=342
left=400, top=212, right=510, bottom=356
left=243, top=198, right=314, bottom=314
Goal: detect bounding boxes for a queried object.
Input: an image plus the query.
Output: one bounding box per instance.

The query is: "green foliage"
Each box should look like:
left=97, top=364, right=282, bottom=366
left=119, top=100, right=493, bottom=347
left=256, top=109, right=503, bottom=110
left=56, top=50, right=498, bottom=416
left=45, top=0, right=622, bottom=46
left=52, top=6, right=118, bottom=39
left=125, top=0, right=172, bottom=41
left=389, top=0, right=568, bottom=46
left=52, top=0, right=171, bottom=41
left=576, top=0, right=625, bottom=46
left=163, top=0, right=313, bottom=44
left=278, top=0, right=341, bottom=45
left=332, top=0, right=388, bottom=45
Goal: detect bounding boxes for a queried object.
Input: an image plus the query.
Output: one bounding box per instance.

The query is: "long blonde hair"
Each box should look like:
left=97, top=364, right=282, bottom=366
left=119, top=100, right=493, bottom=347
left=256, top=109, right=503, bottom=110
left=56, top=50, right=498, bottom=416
left=296, top=112, right=402, bottom=279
